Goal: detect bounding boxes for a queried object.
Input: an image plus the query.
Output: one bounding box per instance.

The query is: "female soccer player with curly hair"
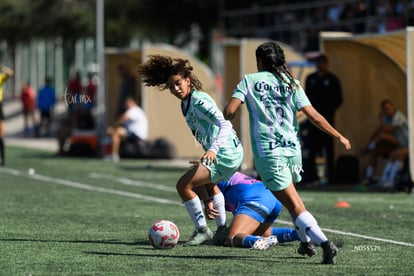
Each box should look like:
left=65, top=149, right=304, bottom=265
left=223, top=42, right=351, bottom=264
left=138, top=55, right=243, bottom=246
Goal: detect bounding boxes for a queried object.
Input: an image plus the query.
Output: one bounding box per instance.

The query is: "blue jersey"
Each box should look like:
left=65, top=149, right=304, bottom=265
left=217, top=172, right=282, bottom=223
left=37, top=85, right=56, bottom=111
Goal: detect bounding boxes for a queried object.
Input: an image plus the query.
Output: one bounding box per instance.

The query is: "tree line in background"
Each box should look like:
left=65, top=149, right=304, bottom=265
left=0, top=0, right=220, bottom=73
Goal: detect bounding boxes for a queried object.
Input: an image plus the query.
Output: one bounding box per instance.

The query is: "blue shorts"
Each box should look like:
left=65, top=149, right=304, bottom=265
left=254, top=155, right=303, bottom=191
left=233, top=187, right=282, bottom=224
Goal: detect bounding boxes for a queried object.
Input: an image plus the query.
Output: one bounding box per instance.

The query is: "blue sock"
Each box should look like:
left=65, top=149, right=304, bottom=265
left=271, top=227, right=300, bottom=243
left=242, top=235, right=260, bottom=248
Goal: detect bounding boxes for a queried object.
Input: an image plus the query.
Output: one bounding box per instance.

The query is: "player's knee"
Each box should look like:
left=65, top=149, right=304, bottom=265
left=225, top=234, right=236, bottom=247
left=176, top=179, right=194, bottom=193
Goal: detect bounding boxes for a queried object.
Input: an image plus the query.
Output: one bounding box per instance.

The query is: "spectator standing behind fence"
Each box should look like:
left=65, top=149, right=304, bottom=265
left=304, top=54, right=343, bottom=185
left=375, top=0, right=391, bottom=33
left=20, top=81, right=37, bottom=137
left=353, top=1, right=368, bottom=33
left=0, top=64, right=14, bottom=166
left=37, top=77, right=56, bottom=137
left=66, top=72, right=83, bottom=126
left=84, top=72, right=96, bottom=111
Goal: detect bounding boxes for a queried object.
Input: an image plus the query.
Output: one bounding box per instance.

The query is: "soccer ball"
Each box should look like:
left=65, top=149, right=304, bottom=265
left=148, top=220, right=180, bottom=249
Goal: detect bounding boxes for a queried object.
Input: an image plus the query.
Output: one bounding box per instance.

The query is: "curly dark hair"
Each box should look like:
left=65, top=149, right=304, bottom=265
left=256, top=42, right=297, bottom=91
left=137, top=55, right=202, bottom=91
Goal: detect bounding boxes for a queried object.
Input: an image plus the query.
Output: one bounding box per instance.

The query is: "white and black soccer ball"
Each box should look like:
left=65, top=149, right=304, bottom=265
left=148, top=220, right=180, bottom=249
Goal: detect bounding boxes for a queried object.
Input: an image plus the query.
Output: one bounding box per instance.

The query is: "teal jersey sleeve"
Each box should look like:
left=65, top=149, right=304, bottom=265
left=293, top=80, right=311, bottom=111
left=185, top=90, right=239, bottom=154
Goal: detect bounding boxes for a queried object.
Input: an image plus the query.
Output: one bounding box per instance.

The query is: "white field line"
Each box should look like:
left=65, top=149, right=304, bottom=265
left=1, top=167, right=414, bottom=247
left=88, top=172, right=176, bottom=192
left=0, top=167, right=179, bottom=205
left=276, top=220, right=414, bottom=247
left=89, top=172, right=324, bottom=204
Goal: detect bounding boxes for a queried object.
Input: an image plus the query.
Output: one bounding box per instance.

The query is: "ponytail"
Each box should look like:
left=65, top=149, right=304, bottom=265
left=256, top=42, right=297, bottom=92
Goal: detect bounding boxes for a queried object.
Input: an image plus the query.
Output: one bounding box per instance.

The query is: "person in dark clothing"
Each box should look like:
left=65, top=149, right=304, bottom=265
left=116, top=64, right=137, bottom=117
left=304, top=54, right=343, bottom=184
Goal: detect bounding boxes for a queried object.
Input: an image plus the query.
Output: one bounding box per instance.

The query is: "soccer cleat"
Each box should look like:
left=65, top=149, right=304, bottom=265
left=103, top=154, right=120, bottom=162
left=211, top=225, right=227, bottom=246
left=297, top=242, right=316, bottom=257
left=184, top=227, right=213, bottom=246
left=251, top=236, right=278, bottom=250
left=321, top=240, right=338, bottom=264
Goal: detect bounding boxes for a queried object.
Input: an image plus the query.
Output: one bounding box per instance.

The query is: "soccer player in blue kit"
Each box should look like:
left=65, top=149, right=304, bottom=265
left=223, top=42, right=351, bottom=264
left=202, top=171, right=300, bottom=250
left=138, top=55, right=243, bottom=246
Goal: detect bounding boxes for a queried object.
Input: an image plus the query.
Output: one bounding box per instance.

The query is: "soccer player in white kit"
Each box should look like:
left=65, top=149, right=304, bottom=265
left=138, top=55, right=243, bottom=246
left=224, top=42, right=351, bottom=264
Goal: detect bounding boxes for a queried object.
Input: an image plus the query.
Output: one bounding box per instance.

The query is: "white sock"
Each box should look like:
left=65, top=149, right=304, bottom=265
left=295, top=211, right=327, bottom=245
left=387, top=160, right=403, bottom=183
left=212, top=192, right=227, bottom=227
left=294, top=222, right=311, bottom=243
left=184, top=196, right=207, bottom=230
left=292, top=215, right=311, bottom=243
left=381, top=161, right=393, bottom=182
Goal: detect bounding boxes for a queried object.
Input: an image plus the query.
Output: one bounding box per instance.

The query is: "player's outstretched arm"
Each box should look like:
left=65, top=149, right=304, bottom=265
left=223, top=98, right=242, bottom=120
left=301, top=105, right=351, bottom=150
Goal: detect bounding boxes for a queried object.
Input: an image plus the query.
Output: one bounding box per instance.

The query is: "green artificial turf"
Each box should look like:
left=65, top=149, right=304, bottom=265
left=1, top=146, right=413, bottom=275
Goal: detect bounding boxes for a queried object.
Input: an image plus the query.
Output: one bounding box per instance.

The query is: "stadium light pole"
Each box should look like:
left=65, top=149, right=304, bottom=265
left=96, top=0, right=106, bottom=155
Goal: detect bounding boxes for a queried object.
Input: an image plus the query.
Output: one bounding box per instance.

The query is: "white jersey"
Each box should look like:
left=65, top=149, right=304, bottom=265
left=125, top=105, right=148, bottom=140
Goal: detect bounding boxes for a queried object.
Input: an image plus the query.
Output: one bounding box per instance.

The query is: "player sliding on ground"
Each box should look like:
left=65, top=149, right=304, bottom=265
left=197, top=171, right=301, bottom=250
